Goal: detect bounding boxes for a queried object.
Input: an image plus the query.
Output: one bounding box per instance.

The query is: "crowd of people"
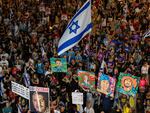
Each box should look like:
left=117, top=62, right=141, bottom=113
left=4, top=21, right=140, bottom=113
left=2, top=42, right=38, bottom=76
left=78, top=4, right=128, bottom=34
left=0, top=0, right=149, bottom=113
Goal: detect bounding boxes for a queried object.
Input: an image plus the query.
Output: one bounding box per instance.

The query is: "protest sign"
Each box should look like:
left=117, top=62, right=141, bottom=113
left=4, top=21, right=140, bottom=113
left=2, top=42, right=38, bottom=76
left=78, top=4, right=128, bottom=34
left=72, top=92, right=83, bottom=105
left=78, top=70, right=95, bottom=91
left=11, top=81, right=29, bottom=99
left=29, top=86, right=49, bottom=113
left=50, top=58, right=67, bottom=72
left=97, top=73, right=116, bottom=97
left=117, top=73, right=140, bottom=96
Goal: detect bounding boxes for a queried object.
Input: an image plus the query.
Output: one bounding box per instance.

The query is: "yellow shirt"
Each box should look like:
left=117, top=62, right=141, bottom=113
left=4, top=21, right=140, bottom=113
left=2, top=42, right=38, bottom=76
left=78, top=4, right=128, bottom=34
left=123, top=106, right=131, bottom=113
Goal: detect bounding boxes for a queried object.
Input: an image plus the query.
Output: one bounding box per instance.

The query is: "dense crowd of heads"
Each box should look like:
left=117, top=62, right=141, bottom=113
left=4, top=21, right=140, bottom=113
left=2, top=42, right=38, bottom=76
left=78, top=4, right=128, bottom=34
left=0, top=0, right=149, bottom=113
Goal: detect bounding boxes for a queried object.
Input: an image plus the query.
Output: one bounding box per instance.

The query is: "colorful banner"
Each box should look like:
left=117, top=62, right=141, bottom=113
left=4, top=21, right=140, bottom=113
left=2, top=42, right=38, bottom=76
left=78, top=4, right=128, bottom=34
left=116, top=73, right=140, bottom=96
left=78, top=70, right=95, bottom=91
left=72, top=92, right=83, bottom=105
left=97, top=73, right=116, bottom=97
left=29, top=86, right=49, bottom=113
left=11, top=81, right=29, bottom=100
left=50, top=58, right=67, bottom=72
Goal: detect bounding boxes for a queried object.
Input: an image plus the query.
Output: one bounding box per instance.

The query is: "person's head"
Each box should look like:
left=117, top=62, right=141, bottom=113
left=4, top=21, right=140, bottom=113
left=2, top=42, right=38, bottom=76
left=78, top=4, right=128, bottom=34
left=50, top=99, right=58, bottom=111
left=22, top=99, right=26, bottom=106
left=33, top=73, right=37, bottom=78
left=59, top=101, right=65, bottom=112
left=144, top=62, right=148, bottom=66
left=6, top=101, right=10, bottom=107
left=55, top=59, right=62, bottom=67
left=1, top=56, right=6, bottom=60
left=32, top=92, right=46, bottom=112
left=86, top=100, right=92, bottom=109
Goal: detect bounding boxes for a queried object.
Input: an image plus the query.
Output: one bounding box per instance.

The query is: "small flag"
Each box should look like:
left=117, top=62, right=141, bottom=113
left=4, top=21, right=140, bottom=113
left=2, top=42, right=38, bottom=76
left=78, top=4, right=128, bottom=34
left=100, top=59, right=106, bottom=72
left=57, top=0, right=92, bottom=56
left=17, top=104, right=22, bottom=113
left=23, top=69, right=30, bottom=87
left=41, top=47, right=46, bottom=57
left=0, top=81, right=4, bottom=96
left=143, top=29, right=150, bottom=39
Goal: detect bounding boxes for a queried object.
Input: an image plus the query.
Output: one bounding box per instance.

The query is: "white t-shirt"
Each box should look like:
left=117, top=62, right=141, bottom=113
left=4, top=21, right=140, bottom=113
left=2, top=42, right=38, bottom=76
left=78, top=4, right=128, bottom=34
left=141, top=65, right=149, bottom=74
left=1, top=53, right=9, bottom=59
left=54, top=110, right=60, bottom=113
left=84, top=107, right=95, bottom=113
left=0, top=60, right=9, bottom=67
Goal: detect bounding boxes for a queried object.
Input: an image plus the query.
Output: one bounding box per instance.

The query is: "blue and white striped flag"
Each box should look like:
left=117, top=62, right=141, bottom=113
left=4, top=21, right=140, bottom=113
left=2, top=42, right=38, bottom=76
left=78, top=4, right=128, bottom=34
left=143, top=29, right=150, bottom=39
left=23, top=69, right=30, bottom=87
left=0, top=81, right=4, bottom=96
left=17, top=104, right=22, bottom=113
left=58, top=0, right=92, bottom=56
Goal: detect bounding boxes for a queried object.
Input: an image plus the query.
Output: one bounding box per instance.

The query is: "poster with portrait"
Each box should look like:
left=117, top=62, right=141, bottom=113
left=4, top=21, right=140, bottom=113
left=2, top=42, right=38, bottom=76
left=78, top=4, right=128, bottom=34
left=97, top=73, right=116, bottom=97
left=78, top=70, right=95, bottom=91
left=29, top=86, right=49, bottom=113
left=116, top=73, right=140, bottom=96
left=50, top=58, right=67, bottom=72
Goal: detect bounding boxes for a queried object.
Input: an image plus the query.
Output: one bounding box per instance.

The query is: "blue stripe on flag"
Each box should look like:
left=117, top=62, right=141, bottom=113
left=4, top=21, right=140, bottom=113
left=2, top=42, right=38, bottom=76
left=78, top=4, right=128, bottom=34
left=58, top=23, right=92, bottom=53
left=143, top=29, right=150, bottom=38
left=24, top=74, right=29, bottom=87
left=66, top=1, right=90, bottom=29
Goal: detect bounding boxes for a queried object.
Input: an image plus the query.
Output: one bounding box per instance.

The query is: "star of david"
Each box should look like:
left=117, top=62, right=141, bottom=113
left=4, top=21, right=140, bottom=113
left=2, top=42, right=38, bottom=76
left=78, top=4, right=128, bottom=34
left=69, top=20, right=80, bottom=34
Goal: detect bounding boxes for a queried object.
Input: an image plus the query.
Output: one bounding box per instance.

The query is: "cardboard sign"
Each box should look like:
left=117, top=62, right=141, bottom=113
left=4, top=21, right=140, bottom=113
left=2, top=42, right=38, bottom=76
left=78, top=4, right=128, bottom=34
left=50, top=58, right=67, bottom=72
left=29, top=86, right=49, bottom=113
left=78, top=70, right=95, bottom=91
left=117, top=73, right=140, bottom=96
left=97, top=73, right=116, bottom=97
left=11, top=81, right=29, bottom=99
left=72, top=92, right=83, bottom=105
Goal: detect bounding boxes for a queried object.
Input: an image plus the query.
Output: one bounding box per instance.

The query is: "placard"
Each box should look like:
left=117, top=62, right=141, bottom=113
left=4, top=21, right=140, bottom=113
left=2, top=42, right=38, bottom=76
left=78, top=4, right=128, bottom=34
left=116, top=73, right=140, bottom=96
left=11, top=81, right=29, bottom=99
left=72, top=92, right=83, bottom=105
left=78, top=70, right=95, bottom=91
left=97, top=73, right=116, bottom=97
left=29, top=86, right=49, bottom=113
left=50, top=58, right=67, bottom=72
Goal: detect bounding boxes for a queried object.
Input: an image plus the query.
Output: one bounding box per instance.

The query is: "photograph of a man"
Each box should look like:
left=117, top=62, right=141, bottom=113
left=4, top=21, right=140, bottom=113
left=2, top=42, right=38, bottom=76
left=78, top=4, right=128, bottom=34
left=30, top=91, right=49, bottom=113
left=54, top=59, right=63, bottom=72
left=50, top=58, right=67, bottom=72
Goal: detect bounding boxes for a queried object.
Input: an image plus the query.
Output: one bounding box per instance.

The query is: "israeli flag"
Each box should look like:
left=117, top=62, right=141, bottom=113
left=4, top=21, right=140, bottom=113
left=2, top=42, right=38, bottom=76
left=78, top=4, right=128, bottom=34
left=143, top=29, right=150, bottom=39
left=58, top=0, right=92, bottom=56
left=23, top=69, right=30, bottom=87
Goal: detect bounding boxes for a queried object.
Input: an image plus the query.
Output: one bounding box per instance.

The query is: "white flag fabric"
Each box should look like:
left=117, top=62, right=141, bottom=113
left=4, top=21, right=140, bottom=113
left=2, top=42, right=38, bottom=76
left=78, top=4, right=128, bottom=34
left=23, top=69, right=30, bottom=87
left=143, top=29, right=150, bottom=39
left=41, top=47, right=46, bottom=57
left=17, top=104, right=22, bottom=113
left=58, top=0, right=92, bottom=56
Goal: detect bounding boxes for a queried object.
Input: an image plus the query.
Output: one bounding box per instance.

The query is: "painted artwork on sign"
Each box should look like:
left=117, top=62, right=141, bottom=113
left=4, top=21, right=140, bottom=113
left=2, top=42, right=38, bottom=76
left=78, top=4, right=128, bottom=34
left=78, top=70, right=95, bottom=91
left=50, top=58, right=67, bottom=72
left=117, top=73, right=140, bottom=96
left=97, top=73, right=116, bottom=97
